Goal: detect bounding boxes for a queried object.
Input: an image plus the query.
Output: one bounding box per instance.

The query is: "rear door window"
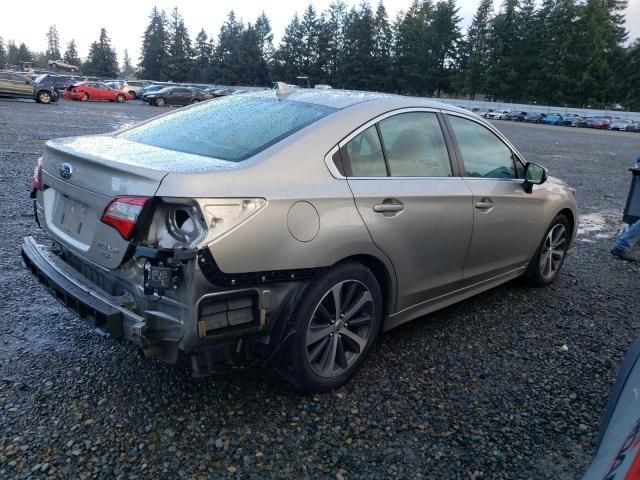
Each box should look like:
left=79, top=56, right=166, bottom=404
left=344, top=126, right=387, bottom=177
left=378, top=112, right=452, bottom=177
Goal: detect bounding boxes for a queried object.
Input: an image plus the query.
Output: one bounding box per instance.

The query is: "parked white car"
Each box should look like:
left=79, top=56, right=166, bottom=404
left=485, top=110, right=509, bottom=120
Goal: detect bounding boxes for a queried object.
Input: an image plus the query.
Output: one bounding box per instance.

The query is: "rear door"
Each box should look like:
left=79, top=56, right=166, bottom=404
left=444, top=113, right=542, bottom=281
left=171, top=88, right=191, bottom=105
left=343, top=109, right=473, bottom=312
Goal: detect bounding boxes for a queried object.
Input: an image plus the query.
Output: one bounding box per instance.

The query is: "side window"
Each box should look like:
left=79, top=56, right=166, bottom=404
left=344, top=125, right=387, bottom=177
left=448, top=115, right=516, bottom=179
left=378, top=112, right=452, bottom=177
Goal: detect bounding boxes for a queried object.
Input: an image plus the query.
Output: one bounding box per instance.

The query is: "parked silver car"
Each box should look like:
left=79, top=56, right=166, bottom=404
left=22, top=90, right=578, bottom=391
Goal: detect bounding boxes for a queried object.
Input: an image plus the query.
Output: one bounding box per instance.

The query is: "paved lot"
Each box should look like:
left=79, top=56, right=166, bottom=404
left=1, top=98, right=639, bottom=479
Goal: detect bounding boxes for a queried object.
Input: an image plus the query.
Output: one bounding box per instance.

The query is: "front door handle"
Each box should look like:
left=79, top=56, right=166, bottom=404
left=475, top=198, right=494, bottom=210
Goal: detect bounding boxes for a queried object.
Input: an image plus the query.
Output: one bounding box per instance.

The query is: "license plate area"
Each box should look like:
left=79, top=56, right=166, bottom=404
left=54, top=195, right=88, bottom=236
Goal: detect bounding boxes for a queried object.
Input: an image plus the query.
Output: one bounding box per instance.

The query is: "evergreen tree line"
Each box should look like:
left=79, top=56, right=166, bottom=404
left=137, top=0, right=638, bottom=109
left=1, top=0, right=638, bottom=109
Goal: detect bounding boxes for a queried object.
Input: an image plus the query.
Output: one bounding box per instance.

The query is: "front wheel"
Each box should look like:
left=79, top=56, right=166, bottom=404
left=154, top=97, right=165, bottom=107
left=128, top=91, right=136, bottom=99
left=191, top=98, right=200, bottom=104
left=116, top=94, right=125, bottom=103
left=525, top=214, right=570, bottom=287
left=37, top=91, right=52, bottom=104
left=286, top=262, right=383, bottom=392
left=81, top=93, right=89, bottom=101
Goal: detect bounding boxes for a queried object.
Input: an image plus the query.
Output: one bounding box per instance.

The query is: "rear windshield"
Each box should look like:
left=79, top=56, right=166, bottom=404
left=119, top=95, right=337, bottom=162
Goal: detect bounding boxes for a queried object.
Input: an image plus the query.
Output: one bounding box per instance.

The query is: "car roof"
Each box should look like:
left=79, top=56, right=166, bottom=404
left=240, top=88, right=472, bottom=115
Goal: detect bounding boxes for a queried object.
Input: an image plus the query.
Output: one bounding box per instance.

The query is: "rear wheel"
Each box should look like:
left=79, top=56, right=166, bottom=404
left=525, top=214, right=570, bottom=286
left=154, top=97, right=165, bottom=107
left=36, top=91, right=52, bottom=104
left=81, top=93, right=89, bottom=101
left=286, top=262, right=383, bottom=392
left=116, top=94, right=125, bottom=103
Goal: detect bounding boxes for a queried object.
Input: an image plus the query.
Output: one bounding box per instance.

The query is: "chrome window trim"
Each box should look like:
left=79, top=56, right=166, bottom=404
left=324, top=107, right=452, bottom=181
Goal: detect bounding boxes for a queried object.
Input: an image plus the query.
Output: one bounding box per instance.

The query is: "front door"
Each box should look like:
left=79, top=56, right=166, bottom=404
left=344, top=111, right=473, bottom=312
left=445, top=114, right=542, bottom=280
left=9, top=73, right=33, bottom=98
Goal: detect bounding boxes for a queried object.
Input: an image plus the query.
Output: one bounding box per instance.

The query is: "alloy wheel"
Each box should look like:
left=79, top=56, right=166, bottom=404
left=305, top=280, right=374, bottom=378
left=540, top=224, right=567, bottom=280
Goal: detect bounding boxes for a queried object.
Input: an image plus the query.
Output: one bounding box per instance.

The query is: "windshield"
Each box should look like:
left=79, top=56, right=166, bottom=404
left=119, top=95, right=337, bottom=162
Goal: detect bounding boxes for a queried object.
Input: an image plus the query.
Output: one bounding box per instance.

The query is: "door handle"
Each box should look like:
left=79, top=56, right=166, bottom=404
left=373, top=199, right=404, bottom=215
left=374, top=204, right=404, bottom=213
left=475, top=198, right=494, bottom=210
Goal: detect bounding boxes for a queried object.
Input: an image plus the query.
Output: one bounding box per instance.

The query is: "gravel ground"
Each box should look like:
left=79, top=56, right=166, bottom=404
left=1, top=98, right=639, bottom=479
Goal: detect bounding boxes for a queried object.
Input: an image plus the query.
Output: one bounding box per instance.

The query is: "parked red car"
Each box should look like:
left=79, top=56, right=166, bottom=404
left=63, top=82, right=131, bottom=102
left=586, top=116, right=613, bottom=129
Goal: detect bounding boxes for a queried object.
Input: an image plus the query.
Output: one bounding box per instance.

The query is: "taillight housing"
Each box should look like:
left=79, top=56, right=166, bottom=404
left=101, top=196, right=150, bottom=240
left=31, top=157, right=43, bottom=191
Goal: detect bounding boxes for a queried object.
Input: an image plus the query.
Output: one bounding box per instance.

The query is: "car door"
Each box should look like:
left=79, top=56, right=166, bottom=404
left=343, top=110, right=474, bottom=312
left=0, top=72, right=13, bottom=95
left=444, top=113, right=543, bottom=281
left=172, top=88, right=190, bottom=105
left=9, top=73, right=33, bottom=98
left=97, top=83, right=111, bottom=100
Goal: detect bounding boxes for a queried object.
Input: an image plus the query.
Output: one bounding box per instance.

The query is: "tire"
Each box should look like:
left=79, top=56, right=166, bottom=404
left=116, top=94, right=125, bottom=103
left=81, top=93, right=89, bottom=101
left=286, top=262, right=383, bottom=392
left=128, top=91, right=136, bottom=99
left=154, top=97, right=165, bottom=107
left=191, top=98, right=200, bottom=104
left=525, top=214, right=571, bottom=287
left=36, top=91, right=52, bottom=104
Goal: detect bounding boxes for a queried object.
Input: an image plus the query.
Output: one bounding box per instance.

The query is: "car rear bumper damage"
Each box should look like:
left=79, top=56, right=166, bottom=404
left=21, top=235, right=305, bottom=374
left=21, top=236, right=146, bottom=344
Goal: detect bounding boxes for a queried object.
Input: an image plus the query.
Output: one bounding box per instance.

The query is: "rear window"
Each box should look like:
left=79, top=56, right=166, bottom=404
left=119, top=95, right=337, bottom=161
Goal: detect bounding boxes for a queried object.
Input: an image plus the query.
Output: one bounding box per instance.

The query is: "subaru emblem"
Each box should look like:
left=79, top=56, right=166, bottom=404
left=59, top=162, right=73, bottom=180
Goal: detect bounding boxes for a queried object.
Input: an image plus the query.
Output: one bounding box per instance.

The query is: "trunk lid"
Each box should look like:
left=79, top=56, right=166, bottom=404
left=39, top=135, right=235, bottom=269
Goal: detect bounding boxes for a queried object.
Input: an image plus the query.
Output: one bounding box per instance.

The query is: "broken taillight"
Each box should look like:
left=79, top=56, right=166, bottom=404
left=101, top=196, right=150, bottom=240
left=31, top=157, right=43, bottom=190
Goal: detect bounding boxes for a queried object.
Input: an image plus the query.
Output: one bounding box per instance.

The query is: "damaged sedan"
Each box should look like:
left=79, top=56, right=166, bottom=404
left=22, top=88, right=578, bottom=391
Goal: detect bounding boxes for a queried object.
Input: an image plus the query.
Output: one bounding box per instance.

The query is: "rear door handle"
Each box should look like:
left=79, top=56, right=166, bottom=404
left=475, top=198, right=494, bottom=210
left=374, top=204, right=404, bottom=213
left=373, top=199, right=404, bottom=215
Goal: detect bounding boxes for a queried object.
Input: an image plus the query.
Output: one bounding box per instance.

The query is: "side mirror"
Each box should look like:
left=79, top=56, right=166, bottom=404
left=523, top=162, right=547, bottom=193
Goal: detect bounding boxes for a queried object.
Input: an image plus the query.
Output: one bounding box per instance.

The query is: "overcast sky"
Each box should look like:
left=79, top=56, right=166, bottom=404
left=1, top=0, right=639, bottom=65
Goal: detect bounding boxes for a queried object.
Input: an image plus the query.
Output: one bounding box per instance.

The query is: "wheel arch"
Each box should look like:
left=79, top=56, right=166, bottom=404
left=334, top=254, right=395, bottom=318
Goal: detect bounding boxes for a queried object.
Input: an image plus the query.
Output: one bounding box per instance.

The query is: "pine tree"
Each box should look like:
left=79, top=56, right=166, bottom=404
left=513, top=0, right=540, bottom=100
left=486, top=0, right=521, bottom=101
left=63, top=39, right=81, bottom=66
left=394, top=0, right=436, bottom=95
left=6, top=41, right=18, bottom=66
left=192, top=29, right=211, bottom=82
left=430, top=0, right=462, bottom=97
left=325, top=0, right=348, bottom=86
left=16, top=43, right=33, bottom=64
left=371, top=1, right=393, bottom=91
left=341, top=3, right=377, bottom=90
left=623, top=40, right=640, bottom=109
left=255, top=12, right=275, bottom=66
left=0, top=37, right=6, bottom=68
left=576, top=0, right=628, bottom=106
left=139, top=7, right=168, bottom=80
left=83, top=28, right=118, bottom=77
left=166, top=7, right=193, bottom=82
left=121, top=49, right=135, bottom=77
left=461, top=0, right=493, bottom=99
left=273, top=13, right=304, bottom=82
left=46, top=25, right=61, bottom=59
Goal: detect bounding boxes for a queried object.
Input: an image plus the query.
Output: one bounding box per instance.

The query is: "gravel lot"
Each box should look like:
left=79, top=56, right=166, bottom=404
left=1, top=98, right=639, bottom=479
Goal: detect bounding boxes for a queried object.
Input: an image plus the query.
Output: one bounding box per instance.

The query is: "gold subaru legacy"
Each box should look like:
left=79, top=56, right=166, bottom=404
left=22, top=88, right=577, bottom=392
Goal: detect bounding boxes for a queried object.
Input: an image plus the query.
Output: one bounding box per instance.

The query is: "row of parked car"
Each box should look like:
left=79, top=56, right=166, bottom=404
left=40, top=74, right=247, bottom=106
left=475, top=108, right=640, bottom=132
